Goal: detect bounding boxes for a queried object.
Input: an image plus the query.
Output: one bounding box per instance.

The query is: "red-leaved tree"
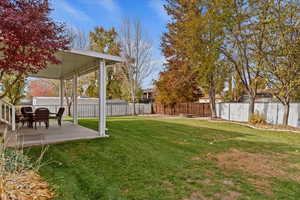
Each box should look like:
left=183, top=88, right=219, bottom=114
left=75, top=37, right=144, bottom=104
left=28, top=79, right=57, bottom=97
left=0, top=0, right=69, bottom=98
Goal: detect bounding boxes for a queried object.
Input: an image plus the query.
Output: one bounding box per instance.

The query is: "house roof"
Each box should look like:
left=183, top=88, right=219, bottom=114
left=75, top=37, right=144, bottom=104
left=200, top=94, right=223, bottom=99
left=29, top=49, right=125, bottom=80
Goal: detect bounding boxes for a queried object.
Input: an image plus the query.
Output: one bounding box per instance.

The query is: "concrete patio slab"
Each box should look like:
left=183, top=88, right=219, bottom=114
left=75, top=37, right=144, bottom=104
left=5, top=121, right=107, bottom=148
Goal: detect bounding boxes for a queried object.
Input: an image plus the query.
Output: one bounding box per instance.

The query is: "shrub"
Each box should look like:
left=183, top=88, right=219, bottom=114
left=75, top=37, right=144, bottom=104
left=250, top=113, right=267, bottom=125
left=3, top=149, right=33, bottom=173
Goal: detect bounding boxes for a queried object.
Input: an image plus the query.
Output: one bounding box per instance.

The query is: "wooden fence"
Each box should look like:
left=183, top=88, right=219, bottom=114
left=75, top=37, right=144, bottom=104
left=152, top=103, right=211, bottom=117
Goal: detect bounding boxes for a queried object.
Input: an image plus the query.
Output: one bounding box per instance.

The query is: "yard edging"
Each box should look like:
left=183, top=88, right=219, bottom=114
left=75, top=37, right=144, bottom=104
left=208, top=119, right=300, bottom=134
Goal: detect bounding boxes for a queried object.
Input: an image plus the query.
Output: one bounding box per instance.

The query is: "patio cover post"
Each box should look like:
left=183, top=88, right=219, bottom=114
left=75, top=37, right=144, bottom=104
left=59, top=79, right=64, bottom=107
left=73, top=73, right=78, bottom=125
left=98, top=60, right=107, bottom=136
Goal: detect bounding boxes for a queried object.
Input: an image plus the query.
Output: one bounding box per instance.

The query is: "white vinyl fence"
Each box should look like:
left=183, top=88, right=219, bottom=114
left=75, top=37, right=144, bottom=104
left=19, top=103, right=152, bottom=118
left=216, top=103, right=300, bottom=127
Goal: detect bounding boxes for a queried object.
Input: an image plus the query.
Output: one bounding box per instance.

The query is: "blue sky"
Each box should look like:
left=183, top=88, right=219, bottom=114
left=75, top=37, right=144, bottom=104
left=50, top=0, right=169, bottom=88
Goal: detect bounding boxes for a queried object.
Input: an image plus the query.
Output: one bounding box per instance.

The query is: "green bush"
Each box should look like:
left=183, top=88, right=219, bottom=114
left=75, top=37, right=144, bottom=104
left=250, top=113, right=267, bottom=125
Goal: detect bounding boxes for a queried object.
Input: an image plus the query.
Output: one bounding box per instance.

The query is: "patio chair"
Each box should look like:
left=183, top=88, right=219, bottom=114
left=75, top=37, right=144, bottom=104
left=33, top=108, right=50, bottom=129
left=20, top=106, right=33, bottom=127
left=49, top=107, right=65, bottom=126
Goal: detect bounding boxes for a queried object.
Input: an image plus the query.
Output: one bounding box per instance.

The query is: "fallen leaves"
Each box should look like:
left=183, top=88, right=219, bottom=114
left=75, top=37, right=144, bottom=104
left=0, top=170, right=55, bottom=200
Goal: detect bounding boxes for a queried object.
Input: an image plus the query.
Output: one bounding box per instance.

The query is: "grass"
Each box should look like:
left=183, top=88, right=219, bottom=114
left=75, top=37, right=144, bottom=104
left=27, top=117, right=300, bottom=200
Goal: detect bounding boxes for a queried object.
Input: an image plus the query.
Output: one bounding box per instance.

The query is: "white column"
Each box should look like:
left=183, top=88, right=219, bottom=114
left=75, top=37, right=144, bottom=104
left=99, top=60, right=107, bottom=136
left=73, top=73, right=78, bottom=125
left=11, top=106, right=16, bottom=131
left=59, top=79, right=64, bottom=107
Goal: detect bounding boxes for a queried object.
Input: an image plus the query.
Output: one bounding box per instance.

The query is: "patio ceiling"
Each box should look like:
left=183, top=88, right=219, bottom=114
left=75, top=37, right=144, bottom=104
left=29, top=49, right=125, bottom=80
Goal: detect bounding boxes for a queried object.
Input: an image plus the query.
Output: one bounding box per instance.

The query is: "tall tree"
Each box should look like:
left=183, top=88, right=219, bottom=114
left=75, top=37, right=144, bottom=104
left=66, top=27, right=89, bottom=50
left=28, top=79, right=57, bottom=97
left=90, top=27, right=121, bottom=56
left=119, top=19, right=154, bottom=115
left=157, top=1, right=201, bottom=105
left=183, top=0, right=229, bottom=118
left=155, top=67, right=201, bottom=105
left=2, top=75, right=26, bottom=105
left=224, top=71, right=245, bottom=102
left=64, top=80, right=73, bottom=116
left=221, top=0, right=263, bottom=118
left=0, top=0, right=69, bottom=99
left=63, top=27, right=89, bottom=113
left=159, top=0, right=228, bottom=117
left=89, top=26, right=124, bottom=99
left=85, top=73, right=98, bottom=98
left=257, top=0, right=300, bottom=125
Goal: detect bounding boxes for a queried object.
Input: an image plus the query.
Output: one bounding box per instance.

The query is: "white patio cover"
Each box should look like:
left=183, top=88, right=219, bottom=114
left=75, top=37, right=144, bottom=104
left=29, top=49, right=125, bottom=136
left=30, top=49, right=124, bottom=79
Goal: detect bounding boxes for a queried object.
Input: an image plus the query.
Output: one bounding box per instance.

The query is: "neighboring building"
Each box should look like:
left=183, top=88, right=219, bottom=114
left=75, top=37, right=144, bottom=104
left=238, top=89, right=274, bottom=103
left=199, top=94, right=223, bottom=103
left=20, top=98, right=33, bottom=106
left=198, top=89, right=274, bottom=103
left=140, top=88, right=154, bottom=103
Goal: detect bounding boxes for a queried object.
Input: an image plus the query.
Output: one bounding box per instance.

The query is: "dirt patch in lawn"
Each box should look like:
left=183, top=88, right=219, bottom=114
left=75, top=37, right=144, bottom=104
left=182, top=192, right=211, bottom=200
left=208, top=148, right=298, bottom=179
left=182, top=190, right=242, bottom=200
left=204, top=148, right=300, bottom=195
left=247, top=178, right=273, bottom=195
left=215, top=191, right=242, bottom=200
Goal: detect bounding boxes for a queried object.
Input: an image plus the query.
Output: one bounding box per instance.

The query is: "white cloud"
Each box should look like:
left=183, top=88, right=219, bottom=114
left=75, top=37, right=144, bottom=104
left=149, top=0, right=169, bottom=21
left=96, top=0, right=120, bottom=13
left=82, top=0, right=122, bottom=22
left=53, top=0, right=93, bottom=23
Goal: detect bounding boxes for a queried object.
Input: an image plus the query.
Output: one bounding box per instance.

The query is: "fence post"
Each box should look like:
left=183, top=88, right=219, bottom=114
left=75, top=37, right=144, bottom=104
left=228, top=103, right=231, bottom=121
left=93, top=104, right=96, bottom=117
left=111, top=104, right=113, bottom=116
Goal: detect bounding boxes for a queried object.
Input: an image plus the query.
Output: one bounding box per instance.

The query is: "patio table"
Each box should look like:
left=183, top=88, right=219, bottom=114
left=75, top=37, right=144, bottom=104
left=21, top=108, right=55, bottom=128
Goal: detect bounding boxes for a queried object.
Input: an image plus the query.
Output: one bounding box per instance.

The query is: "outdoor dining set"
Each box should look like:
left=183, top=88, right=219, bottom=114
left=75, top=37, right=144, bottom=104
left=17, top=107, right=65, bottom=129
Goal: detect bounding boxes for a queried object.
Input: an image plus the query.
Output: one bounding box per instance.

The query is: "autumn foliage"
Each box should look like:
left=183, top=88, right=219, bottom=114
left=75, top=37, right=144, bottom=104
left=28, top=79, right=57, bottom=97
left=155, top=1, right=201, bottom=105
left=0, top=0, right=69, bottom=75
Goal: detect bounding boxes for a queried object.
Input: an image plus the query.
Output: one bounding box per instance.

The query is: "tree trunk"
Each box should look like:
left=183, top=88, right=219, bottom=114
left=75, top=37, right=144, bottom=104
left=132, top=97, right=136, bottom=116
left=171, top=103, right=176, bottom=115
left=130, top=80, right=137, bottom=116
left=65, top=96, right=72, bottom=117
left=208, top=87, right=217, bottom=118
left=248, top=95, right=255, bottom=119
left=68, top=104, right=72, bottom=117
left=283, top=103, right=290, bottom=126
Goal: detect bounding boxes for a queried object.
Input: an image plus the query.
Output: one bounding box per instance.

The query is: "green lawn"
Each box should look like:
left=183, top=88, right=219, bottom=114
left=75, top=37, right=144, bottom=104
left=27, top=117, right=300, bottom=200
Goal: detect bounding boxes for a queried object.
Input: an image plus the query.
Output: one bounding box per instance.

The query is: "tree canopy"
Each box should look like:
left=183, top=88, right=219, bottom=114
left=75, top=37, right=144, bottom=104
left=0, top=0, right=69, bottom=98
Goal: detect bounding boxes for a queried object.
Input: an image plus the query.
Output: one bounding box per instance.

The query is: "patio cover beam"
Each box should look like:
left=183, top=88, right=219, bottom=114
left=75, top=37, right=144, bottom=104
left=29, top=49, right=125, bottom=80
